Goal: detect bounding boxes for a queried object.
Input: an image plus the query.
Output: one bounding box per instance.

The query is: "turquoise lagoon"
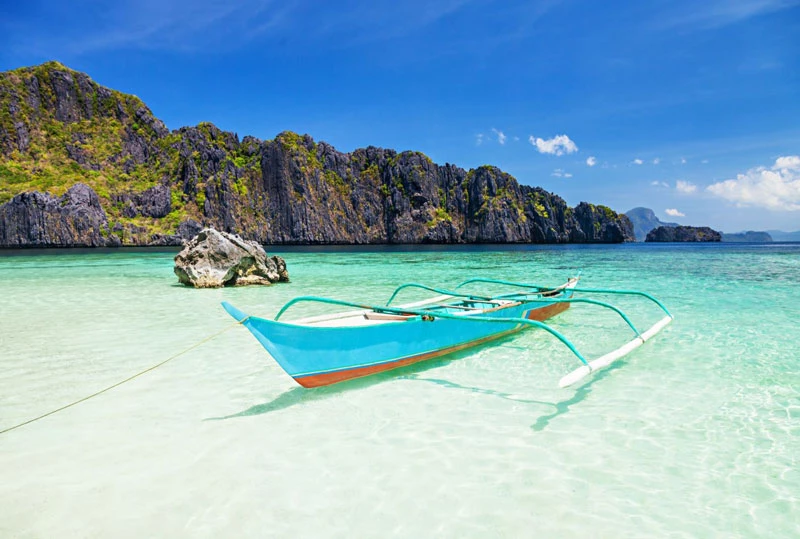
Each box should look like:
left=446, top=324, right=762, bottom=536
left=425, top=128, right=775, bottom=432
left=1, top=243, right=798, bottom=537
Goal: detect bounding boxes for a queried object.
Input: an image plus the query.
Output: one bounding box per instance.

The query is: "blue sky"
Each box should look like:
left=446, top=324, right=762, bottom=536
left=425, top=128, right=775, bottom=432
left=2, top=0, right=799, bottom=232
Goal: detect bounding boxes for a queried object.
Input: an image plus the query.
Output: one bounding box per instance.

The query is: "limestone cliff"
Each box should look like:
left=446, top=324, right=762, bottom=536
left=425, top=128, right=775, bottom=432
left=0, top=62, right=634, bottom=247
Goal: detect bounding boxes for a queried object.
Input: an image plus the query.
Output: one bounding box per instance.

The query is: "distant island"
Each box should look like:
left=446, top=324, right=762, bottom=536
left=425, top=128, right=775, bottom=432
left=0, top=62, right=634, bottom=248
left=721, top=231, right=773, bottom=242
left=767, top=230, right=800, bottom=242
left=646, top=226, right=721, bottom=242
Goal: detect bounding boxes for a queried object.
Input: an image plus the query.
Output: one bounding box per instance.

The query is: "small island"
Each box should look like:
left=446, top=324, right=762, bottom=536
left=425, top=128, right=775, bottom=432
left=645, top=225, right=721, bottom=242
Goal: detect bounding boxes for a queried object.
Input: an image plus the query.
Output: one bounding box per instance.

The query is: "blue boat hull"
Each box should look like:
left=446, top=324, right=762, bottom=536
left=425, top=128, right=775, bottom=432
left=223, top=300, right=570, bottom=387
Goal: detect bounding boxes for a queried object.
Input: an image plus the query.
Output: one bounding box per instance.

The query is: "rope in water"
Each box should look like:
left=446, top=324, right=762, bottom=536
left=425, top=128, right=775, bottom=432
left=0, top=319, right=246, bottom=436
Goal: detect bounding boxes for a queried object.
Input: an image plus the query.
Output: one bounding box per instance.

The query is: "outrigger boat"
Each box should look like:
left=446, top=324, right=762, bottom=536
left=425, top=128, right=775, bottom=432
left=222, top=277, right=673, bottom=388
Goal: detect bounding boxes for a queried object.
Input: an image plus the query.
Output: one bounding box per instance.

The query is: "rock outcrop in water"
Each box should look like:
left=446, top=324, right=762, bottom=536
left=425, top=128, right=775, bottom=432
left=646, top=225, right=721, bottom=242
left=0, top=61, right=634, bottom=247
left=174, top=228, right=289, bottom=288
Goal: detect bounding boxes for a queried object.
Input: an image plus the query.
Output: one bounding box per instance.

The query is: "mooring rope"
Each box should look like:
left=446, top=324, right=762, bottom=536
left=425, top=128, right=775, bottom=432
left=0, top=320, right=246, bottom=436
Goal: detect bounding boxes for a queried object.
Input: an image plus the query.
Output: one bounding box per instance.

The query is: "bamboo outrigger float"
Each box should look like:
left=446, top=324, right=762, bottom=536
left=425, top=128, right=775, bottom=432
left=222, top=277, right=673, bottom=388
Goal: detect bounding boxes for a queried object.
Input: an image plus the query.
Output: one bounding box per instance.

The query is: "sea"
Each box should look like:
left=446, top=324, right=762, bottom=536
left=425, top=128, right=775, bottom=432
left=0, top=243, right=798, bottom=538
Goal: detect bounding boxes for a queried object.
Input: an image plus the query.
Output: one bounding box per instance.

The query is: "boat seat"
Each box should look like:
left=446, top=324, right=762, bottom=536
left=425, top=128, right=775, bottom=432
left=364, top=312, right=414, bottom=321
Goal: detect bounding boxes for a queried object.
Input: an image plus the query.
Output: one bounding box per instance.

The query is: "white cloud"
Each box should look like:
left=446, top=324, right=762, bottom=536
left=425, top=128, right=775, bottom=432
left=653, top=158, right=661, bottom=165
left=586, top=156, right=597, bottom=167
left=551, top=169, right=573, bottom=178
left=706, top=155, right=800, bottom=211
left=774, top=155, right=800, bottom=170
left=651, top=180, right=669, bottom=188
left=681, top=158, right=687, bottom=164
left=475, top=133, right=484, bottom=146
left=491, top=128, right=507, bottom=145
left=632, top=158, right=644, bottom=165
left=676, top=180, right=698, bottom=194
left=528, top=134, right=578, bottom=156
left=665, top=208, right=685, bottom=217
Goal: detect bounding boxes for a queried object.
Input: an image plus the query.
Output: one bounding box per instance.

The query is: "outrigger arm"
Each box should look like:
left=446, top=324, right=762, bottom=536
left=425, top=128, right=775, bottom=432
left=454, top=277, right=675, bottom=385
left=385, top=282, right=493, bottom=306
left=454, top=277, right=673, bottom=319
left=370, top=305, right=673, bottom=388
left=387, top=281, right=646, bottom=338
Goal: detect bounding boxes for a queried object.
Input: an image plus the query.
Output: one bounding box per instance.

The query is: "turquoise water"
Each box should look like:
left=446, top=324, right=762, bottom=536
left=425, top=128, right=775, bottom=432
left=1, top=244, right=798, bottom=538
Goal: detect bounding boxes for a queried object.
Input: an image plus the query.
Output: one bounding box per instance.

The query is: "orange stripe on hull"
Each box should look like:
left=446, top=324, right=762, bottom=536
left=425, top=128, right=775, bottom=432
left=294, top=301, right=570, bottom=388
left=526, top=300, right=569, bottom=321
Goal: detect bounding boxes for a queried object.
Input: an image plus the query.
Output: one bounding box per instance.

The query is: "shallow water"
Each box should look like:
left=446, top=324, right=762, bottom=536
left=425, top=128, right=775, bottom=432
left=1, top=243, right=798, bottom=538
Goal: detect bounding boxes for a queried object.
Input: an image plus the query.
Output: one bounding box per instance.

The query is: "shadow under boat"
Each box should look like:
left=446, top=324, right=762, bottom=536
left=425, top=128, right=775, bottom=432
left=206, top=337, right=628, bottom=430
left=206, top=352, right=467, bottom=420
